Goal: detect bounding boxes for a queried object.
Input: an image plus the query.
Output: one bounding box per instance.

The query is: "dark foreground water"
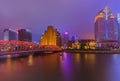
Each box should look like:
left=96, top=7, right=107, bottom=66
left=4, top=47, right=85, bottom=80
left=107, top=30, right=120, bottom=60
left=0, top=53, right=120, bottom=81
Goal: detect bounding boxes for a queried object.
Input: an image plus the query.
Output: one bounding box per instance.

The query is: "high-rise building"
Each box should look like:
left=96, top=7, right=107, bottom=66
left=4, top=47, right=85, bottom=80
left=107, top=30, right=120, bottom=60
left=62, top=32, right=70, bottom=49
left=117, top=13, right=120, bottom=23
left=3, top=28, right=17, bottom=40
left=56, top=30, right=62, bottom=47
left=117, top=13, right=120, bottom=44
left=0, top=29, right=3, bottom=40
left=94, top=6, right=119, bottom=42
left=18, top=29, right=32, bottom=42
left=40, top=25, right=62, bottom=46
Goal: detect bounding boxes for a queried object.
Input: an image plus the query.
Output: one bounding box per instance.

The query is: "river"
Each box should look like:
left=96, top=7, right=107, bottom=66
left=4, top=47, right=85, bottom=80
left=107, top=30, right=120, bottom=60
left=0, top=52, right=120, bottom=81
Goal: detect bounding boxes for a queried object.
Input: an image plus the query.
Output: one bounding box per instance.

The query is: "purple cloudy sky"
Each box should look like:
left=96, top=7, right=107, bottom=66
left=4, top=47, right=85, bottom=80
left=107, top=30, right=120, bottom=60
left=0, top=0, right=119, bottom=42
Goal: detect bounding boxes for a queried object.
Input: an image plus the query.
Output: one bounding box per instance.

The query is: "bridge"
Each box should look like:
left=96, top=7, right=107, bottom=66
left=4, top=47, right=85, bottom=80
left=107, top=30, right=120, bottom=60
left=0, top=40, right=61, bottom=56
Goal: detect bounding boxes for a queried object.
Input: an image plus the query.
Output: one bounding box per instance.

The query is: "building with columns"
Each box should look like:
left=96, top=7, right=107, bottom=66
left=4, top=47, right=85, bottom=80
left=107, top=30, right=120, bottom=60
left=40, top=25, right=61, bottom=47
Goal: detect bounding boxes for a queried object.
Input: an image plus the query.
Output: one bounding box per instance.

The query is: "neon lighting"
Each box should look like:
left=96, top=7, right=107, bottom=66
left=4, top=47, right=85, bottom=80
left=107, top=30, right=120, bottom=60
left=64, top=32, right=68, bottom=35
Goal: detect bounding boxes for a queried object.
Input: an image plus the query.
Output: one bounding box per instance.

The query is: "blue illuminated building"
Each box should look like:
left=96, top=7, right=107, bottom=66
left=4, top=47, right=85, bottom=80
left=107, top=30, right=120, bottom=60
left=62, top=32, right=70, bottom=49
left=94, top=6, right=119, bottom=42
left=117, top=13, right=120, bottom=44
left=71, top=36, right=77, bottom=41
left=3, top=28, right=17, bottom=40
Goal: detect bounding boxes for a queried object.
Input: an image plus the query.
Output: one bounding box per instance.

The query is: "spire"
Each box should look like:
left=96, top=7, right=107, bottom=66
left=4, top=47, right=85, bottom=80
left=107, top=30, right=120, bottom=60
left=94, top=6, right=114, bottom=23
left=103, top=6, right=110, bottom=20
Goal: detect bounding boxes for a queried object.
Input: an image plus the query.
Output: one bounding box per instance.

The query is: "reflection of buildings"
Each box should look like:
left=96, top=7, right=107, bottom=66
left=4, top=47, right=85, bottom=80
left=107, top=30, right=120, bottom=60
left=6, top=55, right=12, bottom=71
left=84, top=54, right=96, bottom=65
left=18, top=29, right=32, bottom=42
left=94, top=6, right=118, bottom=41
left=94, top=6, right=119, bottom=47
left=28, top=54, right=33, bottom=66
left=40, top=25, right=62, bottom=47
left=3, top=28, right=17, bottom=40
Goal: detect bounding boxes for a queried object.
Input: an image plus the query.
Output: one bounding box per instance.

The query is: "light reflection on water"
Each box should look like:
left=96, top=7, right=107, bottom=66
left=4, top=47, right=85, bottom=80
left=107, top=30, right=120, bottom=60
left=28, top=54, right=33, bottom=66
left=75, top=53, right=81, bottom=63
left=6, top=55, right=12, bottom=71
left=0, top=53, right=120, bottom=81
left=84, top=54, right=96, bottom=66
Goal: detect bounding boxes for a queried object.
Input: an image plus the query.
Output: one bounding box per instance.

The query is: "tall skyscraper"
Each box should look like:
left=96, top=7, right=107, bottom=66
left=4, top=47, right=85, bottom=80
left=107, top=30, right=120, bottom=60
left=117, top=13, right=120, bottom=44
left=0, top=29, right=3, bottom=40
left=117, top=14, right=120, bottom=23
left=3, top=28, right=17, bottom=40
left=62, top=32, right=70, bottom=49
left=40, top=25, right=61, bottom=46
left=94, top=6, right=119, bottom=42
left=56, top=30, right=62, bottom=47
left=18, top=29, right=32, bottom=42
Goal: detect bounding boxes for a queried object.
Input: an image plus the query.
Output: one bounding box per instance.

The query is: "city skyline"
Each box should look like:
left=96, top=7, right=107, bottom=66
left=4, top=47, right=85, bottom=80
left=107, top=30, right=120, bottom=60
left=0, top=0, right=120, bottom=41
left=0, top=1, right=120, bottom=81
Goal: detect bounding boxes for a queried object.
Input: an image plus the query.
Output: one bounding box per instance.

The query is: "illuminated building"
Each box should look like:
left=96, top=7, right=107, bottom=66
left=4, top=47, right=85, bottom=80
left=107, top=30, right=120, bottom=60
left=94, top=6, right=119, bottom=42
left=40, top=25, right=61, bottom=46
left=100, top=40, right=119, bottom=48
left=18, top=29, right=32, bottom=42
left=71, top=35, right=77, bottom=41
left=67, top=39, right=96, bottom=49
left=62, top=32, right=70, bottom=49
left=0, top=29, right=2, bottom=40
left=117, top=13, right=120, bottom=44
left=56, top=30, right=62, bottom=47
left=80, top=40, right=96, bottom=49
left=117, top=13, right=120, bottom=23
left=3, top=28, right=17, bottom=40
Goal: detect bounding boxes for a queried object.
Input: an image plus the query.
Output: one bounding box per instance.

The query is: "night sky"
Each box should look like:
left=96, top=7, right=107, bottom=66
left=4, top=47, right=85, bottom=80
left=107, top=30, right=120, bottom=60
left=0, top=0, right=119, bottom=42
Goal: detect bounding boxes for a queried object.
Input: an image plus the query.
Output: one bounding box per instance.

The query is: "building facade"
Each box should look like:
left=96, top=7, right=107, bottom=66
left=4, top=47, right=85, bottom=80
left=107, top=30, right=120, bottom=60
left=40, top=25, right=62, bottom=47
left=18, top=29, right=32, bottom=42
left=117, top=13, right=120, bottom=44
left=94, top=6, right=119, bottom=42
left=62, top=32, right=70, bottom=49
left=56, top=30, right=62, bottom=47
left=3, top=29, right=17, bottom=40
left=0, top=29, right=2, bottom=40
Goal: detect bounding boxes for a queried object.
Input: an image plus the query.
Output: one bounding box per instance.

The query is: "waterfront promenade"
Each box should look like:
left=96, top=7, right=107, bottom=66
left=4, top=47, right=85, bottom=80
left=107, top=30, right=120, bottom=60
left=0, top=49, right=62, bottom=56
left=63, top=49, right=120, bottom=54
left=1, top=49, right=120, bottom=57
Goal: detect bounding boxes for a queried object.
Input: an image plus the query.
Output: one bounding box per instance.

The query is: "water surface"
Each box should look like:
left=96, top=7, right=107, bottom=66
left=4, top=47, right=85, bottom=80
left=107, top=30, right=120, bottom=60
left=0, top=53, right=120, bottom=81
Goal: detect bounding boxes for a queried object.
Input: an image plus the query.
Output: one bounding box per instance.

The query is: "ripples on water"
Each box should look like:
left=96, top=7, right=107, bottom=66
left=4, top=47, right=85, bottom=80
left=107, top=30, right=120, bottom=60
left=0, top=53, right=120, bottom=81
